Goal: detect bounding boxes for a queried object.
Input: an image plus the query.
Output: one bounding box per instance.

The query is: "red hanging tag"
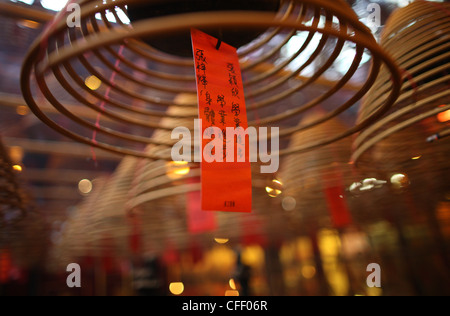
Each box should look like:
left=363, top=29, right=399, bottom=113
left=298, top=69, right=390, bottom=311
left=0, top=249, right=12, bottom=284
left=191, top=29, right=252, bottom=213
left=187, top=178, right=217, bottom=233
left=129, top=214, right=142, bottom=255
left=322, top=170, right=352, bottom=228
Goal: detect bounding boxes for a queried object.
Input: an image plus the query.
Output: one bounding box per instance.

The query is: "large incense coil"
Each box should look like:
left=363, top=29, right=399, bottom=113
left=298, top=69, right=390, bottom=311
left=21, top=0, right=401, bottom=161
left=56, top=103, right=280, bottom=259
left=352, top=0, right=450, bottom=163
left=0, top=140, right=47, bottom=269
left=57, top=159, right=279, bottom=259
left=278, top=112, right=359, bottom=228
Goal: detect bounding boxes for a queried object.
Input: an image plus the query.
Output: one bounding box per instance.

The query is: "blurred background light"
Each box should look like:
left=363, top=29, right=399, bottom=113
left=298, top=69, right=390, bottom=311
left=282, top=196, right=296, bottom=211
left=10, top=0, right=34, bottom=4
left=17, top=19, right=41, bottom=29
left=12, top=164, right=23, bottom=173
left=85, top=75, right=102, bottom=91
left=166, top=161, right=190, bottom=180
left=40, top=0, right=69, bottom=12
left=16, top=105, right=29, bottom=116
left=437, top=109, right=450, bottom=123
left=390, top=173, right=410, bottom=189
left=169, top=282, right=184, bottom=295
left=266, top=179, right=283, bottom=198
left=214, top=238, right=229, bottom=245
left=229, top=278, right=237, bottom=290
left=78, top=179, right=93, bottom=195
left=9, top=146, right=24, bottom=164
left=301, top=265, right=317, bottom=279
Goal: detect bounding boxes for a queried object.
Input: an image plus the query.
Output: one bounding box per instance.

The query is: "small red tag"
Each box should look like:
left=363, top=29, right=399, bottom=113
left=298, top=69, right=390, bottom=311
left=187, top=178, right=217, bottom=233
left=191, top=29, right=252, bottom=213
left=323, top=170, right=353, bottom=228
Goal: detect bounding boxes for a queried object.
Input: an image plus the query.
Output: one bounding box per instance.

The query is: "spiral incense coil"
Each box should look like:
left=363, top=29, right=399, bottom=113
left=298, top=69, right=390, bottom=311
left=352, top=0, right=450, bottom=163
left=57, top=104, right=278, bottom=257
left=279, top=112, right=359, bottom=228
left=58, top=156, right=278, bottom=257
left=21, top=0, right=401, bottom=161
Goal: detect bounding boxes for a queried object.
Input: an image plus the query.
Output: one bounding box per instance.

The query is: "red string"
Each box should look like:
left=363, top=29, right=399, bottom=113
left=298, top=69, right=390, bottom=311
left=90, top=45, right=126, bottom=165
left=401, top=68, right=419, bottom=104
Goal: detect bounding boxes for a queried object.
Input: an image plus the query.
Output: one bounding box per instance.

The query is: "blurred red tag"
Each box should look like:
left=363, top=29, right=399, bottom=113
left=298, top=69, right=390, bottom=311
left=191, top=29, right=252, bottom=213
left=323, top=170, right=352, bottom=228
left=0, top=249, right=12, bottom=284
left=187, top=179, right=217, bottom=233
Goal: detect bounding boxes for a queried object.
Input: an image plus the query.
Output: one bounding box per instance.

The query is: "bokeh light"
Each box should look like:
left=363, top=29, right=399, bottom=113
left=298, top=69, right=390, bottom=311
left=78, top=179, right=93, bottom=195
left=169, top=282, right=184, bottom=295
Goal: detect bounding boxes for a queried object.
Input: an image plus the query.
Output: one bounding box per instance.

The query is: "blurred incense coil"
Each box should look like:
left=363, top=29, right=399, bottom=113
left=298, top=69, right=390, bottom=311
left=0, top=138, right=27, bottom=228
left=279, top=112, right=359, bottom=228
left=352, top=0, right=450, bottom=164
left=349, top=1, right=450, bottom=224
left=57, top=103, right=278, bottom=260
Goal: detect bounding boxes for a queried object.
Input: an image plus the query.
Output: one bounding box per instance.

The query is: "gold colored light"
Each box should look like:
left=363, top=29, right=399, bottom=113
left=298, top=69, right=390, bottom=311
left=265, top=179, right=283, bottom=198
left=85, top=75, right=102, bottom=91
left=169, top=282, right=184, bottom=295
left=229, top=278, right=237, bottom=290
left=367, top=287, right=383, bottom=297
left=301, top=265, right=317, bottom=279
left=166, top=161, right=190, bottom=180
left=16, top=106, right=29, bottom=116
left=437, top=109, right=450, bottom=123
left=18, top=19, right=41, bottom=29
left=9, top=146, right=24, bottom=164
left=241, top=246, right=265, bottom=268
left=12, top=165, right=23, bottom=173
left=78, top=179, right=93, bottom=194
left=225, top=290, right=240, bottom=296
left=214, top=238, right=229, bottom=245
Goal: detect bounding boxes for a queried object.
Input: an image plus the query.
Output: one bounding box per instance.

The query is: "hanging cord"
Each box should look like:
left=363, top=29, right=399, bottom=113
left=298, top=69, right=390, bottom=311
left=90, top=44, right=126, bottom=166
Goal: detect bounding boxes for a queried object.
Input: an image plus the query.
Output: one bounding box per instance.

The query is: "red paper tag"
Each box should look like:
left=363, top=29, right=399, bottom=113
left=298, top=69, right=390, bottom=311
left=0, top=250, right=12, bottom=284
left=191, top=29, right=252, bottom=213
left=187, top=178, right=217, bottom=233
left=322, top=170, right=352, bottom=228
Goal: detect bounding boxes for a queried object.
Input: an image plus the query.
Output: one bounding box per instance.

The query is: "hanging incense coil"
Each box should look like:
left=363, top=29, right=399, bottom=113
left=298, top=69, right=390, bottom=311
left=57, top=153, right=277, bottom=259
left=21, top=0, right=401, bottom=161
left=0, top=139, right=46, bottom=269
left=278, top=112, right=361, bottom=229
left=0, top=138, right=27, bottom=227
left=57, top=103, right=279, bottom=259
left=352, top=0, right=450, bottom=164
left=348, top=1, right=450, bottom=226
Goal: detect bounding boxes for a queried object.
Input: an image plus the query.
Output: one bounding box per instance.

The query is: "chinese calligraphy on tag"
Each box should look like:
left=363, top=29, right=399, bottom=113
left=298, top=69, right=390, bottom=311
left=191, top=28, right=252, bottom=213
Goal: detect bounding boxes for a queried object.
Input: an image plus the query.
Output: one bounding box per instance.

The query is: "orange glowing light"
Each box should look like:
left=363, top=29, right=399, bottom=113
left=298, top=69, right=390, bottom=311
left=437, top=109, right=450, bottom=123
left=12, top=165, right=23, bottom=172
left=16, top=106, right=29, bottom=116
left=169, top=282, right=184, bottom=295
